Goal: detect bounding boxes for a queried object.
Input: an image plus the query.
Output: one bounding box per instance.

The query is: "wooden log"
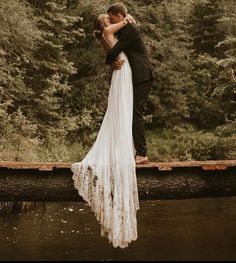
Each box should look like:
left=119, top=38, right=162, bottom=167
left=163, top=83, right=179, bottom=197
left=0, top=160, right=235, bottom=201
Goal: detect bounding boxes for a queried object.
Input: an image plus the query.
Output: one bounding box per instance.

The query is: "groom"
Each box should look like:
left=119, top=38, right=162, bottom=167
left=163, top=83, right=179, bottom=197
left=106, top=2, right=154, bottom=164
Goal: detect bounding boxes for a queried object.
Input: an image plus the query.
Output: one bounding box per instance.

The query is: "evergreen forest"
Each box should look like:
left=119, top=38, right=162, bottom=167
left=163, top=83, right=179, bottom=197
left=0, top=0, right=235, bottom=162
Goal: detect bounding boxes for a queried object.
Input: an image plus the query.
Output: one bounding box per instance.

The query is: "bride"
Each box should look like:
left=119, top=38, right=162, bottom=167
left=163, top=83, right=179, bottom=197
left=71, top=13, right=139, bottom=249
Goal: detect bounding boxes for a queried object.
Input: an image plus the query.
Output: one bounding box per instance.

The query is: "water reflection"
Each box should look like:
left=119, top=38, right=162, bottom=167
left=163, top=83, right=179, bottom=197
left=1, top=197, right=236, bottom=260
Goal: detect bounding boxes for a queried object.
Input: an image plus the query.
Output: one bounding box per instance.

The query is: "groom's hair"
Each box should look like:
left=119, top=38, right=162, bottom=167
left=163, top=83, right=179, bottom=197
left=107, top=2, right=127, bottom=17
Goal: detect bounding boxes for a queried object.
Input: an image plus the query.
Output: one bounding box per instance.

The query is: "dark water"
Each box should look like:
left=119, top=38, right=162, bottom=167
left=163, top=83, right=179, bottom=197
left=1, top=197, right=236, bottom=261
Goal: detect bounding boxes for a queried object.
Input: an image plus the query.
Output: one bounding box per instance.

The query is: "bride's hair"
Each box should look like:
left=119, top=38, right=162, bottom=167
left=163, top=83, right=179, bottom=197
left=93, top=14, right=107, bottom=40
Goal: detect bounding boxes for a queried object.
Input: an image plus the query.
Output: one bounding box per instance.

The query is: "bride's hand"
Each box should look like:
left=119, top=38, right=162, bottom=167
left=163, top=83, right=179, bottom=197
left=125, top=14, right=136, bottom=24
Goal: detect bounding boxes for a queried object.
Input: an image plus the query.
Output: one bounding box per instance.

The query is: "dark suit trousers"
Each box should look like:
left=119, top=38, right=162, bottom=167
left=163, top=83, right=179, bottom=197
left=133, top=79, right=152, bottom=157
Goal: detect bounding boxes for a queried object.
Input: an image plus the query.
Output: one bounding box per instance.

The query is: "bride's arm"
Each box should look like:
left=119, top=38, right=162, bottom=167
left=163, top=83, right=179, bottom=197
left=94, top=22, right=128, bottom=53
left=101, top=15, right=136, bottom=68
left=102, top=14, right=136, bottom=49
left=103, top=20, right=128, bottom=35
left=102, top=20, right=128, bottom=48
left=103, top=14, right=135, bottom=36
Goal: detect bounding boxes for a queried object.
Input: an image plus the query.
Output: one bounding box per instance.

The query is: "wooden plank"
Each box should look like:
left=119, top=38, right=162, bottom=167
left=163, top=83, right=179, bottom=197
left=38, top=165, right=54, bottom=171
left=202, top=165, right=229, bottom=171
left=158, top=166, right=173, bottom=171
left=202, top=165, right=216, bottom=170
left=0, top=160, right=235, bottom=170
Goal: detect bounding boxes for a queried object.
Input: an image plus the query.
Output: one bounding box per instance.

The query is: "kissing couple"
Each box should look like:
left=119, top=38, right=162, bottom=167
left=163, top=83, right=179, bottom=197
left=71, top=2, right=154, bottom=249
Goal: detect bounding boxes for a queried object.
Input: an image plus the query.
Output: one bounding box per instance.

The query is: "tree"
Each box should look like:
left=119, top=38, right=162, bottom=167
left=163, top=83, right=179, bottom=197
left=0, top=0, right=42, bottom=160
left=188, top=0, right=226, bottom=129
left=214, top=0, right=236, bottom=150
left=24, top=0, right=85, bottom=140
left=190, top=0, right=225, bottom=57
left=136, top=0, right=195, bottom=128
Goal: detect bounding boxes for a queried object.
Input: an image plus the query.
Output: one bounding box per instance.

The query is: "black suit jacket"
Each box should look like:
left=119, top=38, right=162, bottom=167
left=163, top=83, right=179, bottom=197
left=106, top=23, right=154, bottom=86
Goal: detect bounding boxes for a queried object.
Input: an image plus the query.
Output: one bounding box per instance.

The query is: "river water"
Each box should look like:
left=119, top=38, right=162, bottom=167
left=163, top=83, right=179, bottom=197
left=1, top=197, right=236, bottom=261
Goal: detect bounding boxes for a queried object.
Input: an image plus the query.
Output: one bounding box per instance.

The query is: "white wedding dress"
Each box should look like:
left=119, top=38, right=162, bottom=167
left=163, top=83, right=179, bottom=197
left=71, top=51, right=139, bottom=249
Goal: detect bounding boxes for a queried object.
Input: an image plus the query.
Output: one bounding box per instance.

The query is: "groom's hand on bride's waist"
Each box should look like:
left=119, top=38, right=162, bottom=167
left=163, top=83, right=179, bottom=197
left=110, top=58, right=125, bottom=70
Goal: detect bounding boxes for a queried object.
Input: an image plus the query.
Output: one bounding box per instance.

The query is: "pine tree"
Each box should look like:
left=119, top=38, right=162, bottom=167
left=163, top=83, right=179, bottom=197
left=0, top=0, right=41, bottom=112
left=188, top=0, right=226, bottom=129
left=138, top=0, right=195, bottom=128
left=24, top=0, right=84, bottom=140
left=214, top=0, right=236, bottom=149
left=0, top=0, right=42, bottom=160
left=190, top=0, right=225, bottom=57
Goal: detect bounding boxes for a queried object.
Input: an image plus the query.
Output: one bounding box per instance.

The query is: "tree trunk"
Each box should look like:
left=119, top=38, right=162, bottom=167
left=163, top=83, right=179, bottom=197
left=0, top=161, right=235, bottom=201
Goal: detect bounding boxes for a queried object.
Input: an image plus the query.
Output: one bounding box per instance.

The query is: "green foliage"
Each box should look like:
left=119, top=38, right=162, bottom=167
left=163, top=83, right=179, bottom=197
left=23, top=0, right=84, bottom=139
left=0, top=0, right=41, bottom=118
left=214, top=3, right=236, bottom=133
left=0, top=0, right=41, bottom=54
left=143, top=0, right=195, bottom=127
left=0, top=0, right=42, bottom=161
left=0, top=0, right=235, bottom=161
left=189, top=0, right=225, bottom=57
left=147, top=126, right=235, bottom=161
left=0, top=108, right=41, bottom=161
left=188, top=54, right=225, bottom=129
left=187, top=0, right=235, bottom=130
left=36, top=134, right=87, bottom=162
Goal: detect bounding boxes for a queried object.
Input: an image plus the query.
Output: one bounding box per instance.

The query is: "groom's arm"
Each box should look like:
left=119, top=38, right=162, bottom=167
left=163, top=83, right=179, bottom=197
left=106, top=24, right=140, bottom=65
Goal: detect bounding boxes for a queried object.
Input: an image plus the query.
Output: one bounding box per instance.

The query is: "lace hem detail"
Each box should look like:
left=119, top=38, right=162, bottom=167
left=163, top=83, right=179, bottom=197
left=71, top=162, right=139, bottom=249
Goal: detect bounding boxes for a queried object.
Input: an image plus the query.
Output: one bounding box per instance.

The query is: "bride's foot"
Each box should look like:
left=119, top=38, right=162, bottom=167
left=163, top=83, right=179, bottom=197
left=135, top=155, right=149, bottom=164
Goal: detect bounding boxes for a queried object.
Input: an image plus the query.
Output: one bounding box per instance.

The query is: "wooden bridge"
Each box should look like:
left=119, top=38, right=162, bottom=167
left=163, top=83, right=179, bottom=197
left=0, top=160, right=235, bottom=201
